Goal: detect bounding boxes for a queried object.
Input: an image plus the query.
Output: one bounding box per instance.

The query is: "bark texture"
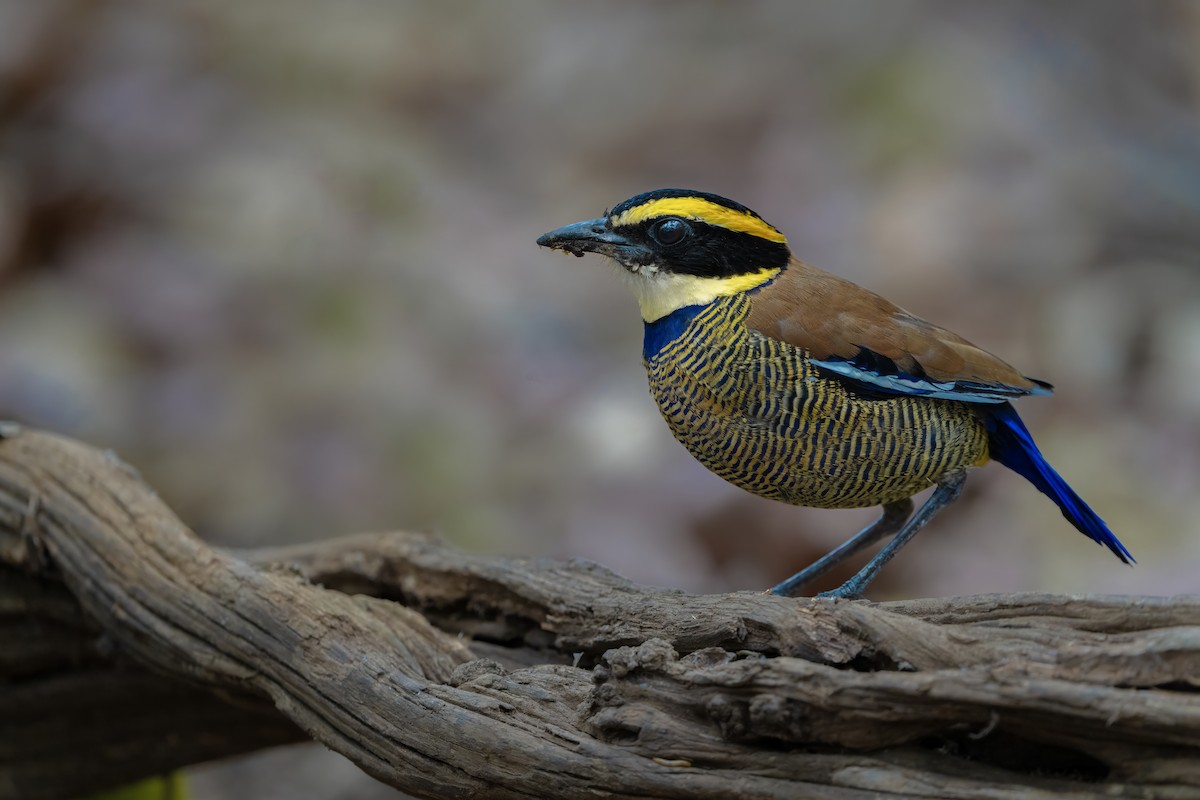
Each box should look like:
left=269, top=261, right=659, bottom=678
left=1, top=425, right=1197, bottom=799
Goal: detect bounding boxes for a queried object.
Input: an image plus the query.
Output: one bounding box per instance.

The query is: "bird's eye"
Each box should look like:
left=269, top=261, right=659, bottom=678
left=651, top=218, right=689, bottom=246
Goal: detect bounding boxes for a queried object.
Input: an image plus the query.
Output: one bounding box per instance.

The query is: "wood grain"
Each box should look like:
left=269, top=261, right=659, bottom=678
left=1, top=425, right=1197, bottom=799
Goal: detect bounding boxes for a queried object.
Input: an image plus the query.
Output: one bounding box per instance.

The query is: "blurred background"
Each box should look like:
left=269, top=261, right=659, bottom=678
left=2, top=0, right=1199, bottom=796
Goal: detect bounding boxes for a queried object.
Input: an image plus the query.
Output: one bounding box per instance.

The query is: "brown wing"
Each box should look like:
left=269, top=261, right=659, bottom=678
left=745, top=259, right=1051, bottom=402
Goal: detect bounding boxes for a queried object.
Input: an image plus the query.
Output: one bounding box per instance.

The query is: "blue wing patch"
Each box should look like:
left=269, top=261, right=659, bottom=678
left=812, top=347, right=1053, bottom=405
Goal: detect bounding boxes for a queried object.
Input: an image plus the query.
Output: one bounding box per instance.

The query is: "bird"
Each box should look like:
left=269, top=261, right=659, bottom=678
left=536, top=188, right=1132, bottom=599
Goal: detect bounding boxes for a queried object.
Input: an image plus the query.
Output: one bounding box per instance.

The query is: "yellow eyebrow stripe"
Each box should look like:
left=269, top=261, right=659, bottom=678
left=610, top=197, right=788, bottom=243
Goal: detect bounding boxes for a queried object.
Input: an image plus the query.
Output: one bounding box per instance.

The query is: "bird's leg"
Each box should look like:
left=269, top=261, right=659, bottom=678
left=819, top=470, right=968, bottom=600
left=769, top=497, right=914, bottom=597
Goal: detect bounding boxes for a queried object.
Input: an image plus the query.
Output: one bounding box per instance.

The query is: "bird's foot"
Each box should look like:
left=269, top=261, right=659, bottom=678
left=765, top=584, right=864, bottom=600
left=816, top=583, right=864, bottom=600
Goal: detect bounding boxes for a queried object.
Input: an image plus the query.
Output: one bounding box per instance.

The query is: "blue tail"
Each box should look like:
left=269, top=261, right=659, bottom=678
left=983, top=403, right=1133, bottom=564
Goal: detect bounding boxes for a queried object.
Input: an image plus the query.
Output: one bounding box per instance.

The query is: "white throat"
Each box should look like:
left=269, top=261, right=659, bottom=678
left=626, top=267, right=782, bottom=322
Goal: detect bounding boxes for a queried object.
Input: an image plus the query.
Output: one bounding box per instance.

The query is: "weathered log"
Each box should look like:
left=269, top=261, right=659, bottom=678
left=1, top=425, right=1197, bottom=799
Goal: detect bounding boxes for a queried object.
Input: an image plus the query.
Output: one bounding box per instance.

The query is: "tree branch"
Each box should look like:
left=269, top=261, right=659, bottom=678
left=1, top=425, right=1197, bottom=799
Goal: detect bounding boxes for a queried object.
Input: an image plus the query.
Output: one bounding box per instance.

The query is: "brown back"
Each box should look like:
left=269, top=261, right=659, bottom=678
left=745, top=259, right=1044, bottom=392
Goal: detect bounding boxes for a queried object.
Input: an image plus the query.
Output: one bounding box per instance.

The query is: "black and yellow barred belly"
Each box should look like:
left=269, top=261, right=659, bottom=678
left=643, top=294, right=989, bottom=509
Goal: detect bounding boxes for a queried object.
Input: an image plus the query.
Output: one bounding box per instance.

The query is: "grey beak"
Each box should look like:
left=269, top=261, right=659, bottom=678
left=536, top=217, right=646, bottom=261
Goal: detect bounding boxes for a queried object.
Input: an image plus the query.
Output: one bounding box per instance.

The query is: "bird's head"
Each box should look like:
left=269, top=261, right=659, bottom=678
left=536, top=189, right=792, bottom=322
